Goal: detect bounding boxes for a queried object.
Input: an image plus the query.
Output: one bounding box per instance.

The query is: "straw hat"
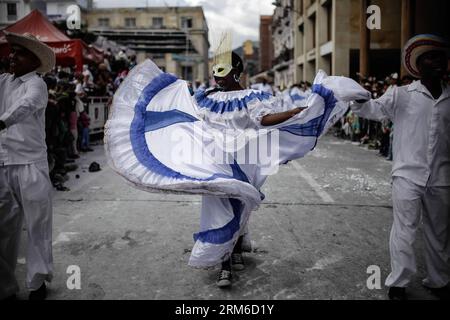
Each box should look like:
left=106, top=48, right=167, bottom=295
left=4, top=31, right=55, bottom=73
left=402, top=34, right=449, bottom=78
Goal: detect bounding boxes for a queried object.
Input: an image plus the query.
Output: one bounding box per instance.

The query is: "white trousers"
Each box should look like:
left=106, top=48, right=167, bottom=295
left=0, top=162, right=53, bottom=298
left=385, top=177, right=450, bottom=288
left=189, top=196, right=252, bottom=268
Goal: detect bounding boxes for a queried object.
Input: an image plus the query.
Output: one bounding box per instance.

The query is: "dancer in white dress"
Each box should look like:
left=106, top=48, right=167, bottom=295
left=105, top=41, right=370, bottom=287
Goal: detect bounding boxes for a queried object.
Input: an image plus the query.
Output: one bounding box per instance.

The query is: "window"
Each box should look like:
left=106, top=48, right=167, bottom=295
left=98, top=18, right=110, bottom=27
left=57, top=3, right=66, bottom=14
left=7, top=3, right=17, bottom=21
left=152, top=17, right=164, bottom=29
left=326, top=2, right=333, bottom=42
left=181, top=17, right=193, bottom=29
left=309, top=13, right=316, bottom=49
left=125, top=17, right=136, bottom=28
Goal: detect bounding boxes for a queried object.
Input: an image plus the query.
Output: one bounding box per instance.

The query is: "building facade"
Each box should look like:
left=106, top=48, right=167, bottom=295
left=235, top=40, right=260, bottom=87
left=86, top=6, right=210, bottom=83
left=0, top=0, right=31, bottom=28
left=0, top=0, right=92, bottom=28
left=293, top=0, right=400, bottom=82
left=259, top=15, right=274, bottom=73
left=272, top=0, right=295, bottom=89
left=42, top=0, right=92, bottom=22
left=270, top=0, right=449, bottom=84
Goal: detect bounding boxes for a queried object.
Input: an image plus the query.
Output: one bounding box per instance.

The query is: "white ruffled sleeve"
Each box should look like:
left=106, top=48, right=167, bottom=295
left=247, top=94, right=284, bottom=128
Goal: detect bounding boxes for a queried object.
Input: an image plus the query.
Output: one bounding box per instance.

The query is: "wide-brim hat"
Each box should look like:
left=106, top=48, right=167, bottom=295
left=402, top=34, right=449, bottom=78
left=4, top=31, right=56, bottom=73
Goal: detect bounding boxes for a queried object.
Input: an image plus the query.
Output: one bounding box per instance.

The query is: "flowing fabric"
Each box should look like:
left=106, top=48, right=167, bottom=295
left=285, top=87, right=310, bottom=108
left=105, top=59, right=370, bottom=268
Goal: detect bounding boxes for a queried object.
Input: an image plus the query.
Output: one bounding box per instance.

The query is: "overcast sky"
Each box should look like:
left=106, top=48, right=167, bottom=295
left=93, top=0, right=275, bottom=49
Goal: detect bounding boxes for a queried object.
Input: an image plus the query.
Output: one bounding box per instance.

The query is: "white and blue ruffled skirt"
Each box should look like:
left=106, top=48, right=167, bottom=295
left=105, top=60, right=370, bottom=268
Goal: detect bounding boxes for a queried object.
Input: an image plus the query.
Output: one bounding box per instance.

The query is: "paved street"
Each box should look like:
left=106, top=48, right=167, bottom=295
left=15, top=134, right=435, bottom=300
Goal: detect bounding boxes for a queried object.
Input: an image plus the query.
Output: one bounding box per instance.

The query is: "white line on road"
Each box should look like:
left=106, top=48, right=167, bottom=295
left=306, top=254, right=343, bottom=271
left=291, top=161, right=335, bottom=203
left=53, top=232, right=79, bottom=246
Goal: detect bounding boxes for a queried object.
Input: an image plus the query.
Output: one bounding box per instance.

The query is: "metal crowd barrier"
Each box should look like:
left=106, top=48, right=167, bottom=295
left=85, top=96, right=110, bottom=136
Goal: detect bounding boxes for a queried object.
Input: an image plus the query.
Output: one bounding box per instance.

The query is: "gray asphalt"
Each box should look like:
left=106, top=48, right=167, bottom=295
left=14, top=134, right=436, bottom=300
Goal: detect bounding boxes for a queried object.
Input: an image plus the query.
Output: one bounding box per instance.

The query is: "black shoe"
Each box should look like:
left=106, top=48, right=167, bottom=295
left=231, top=253, right=245, bottom=271
left=424, top=285, right=450, bottom=300
left=55, top=183, right=70, bottom=192
left=388, top=287, right=407, bottom=300
left=29, top=283, right=47, bottom=300
left=216, top=269, right=232, bottom=288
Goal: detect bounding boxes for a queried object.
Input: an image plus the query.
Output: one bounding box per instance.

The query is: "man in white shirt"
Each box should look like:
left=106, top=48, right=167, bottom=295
left=387, top=73, right=399, bottom=92
left=0, top=32, right=55, bottom=300
left=82, top=64, right=94, bottom=87
left=351, top=34, right=450, bottom=300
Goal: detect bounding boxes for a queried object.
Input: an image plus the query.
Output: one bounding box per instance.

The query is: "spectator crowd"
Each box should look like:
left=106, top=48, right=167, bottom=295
left=2, top=46, right=448, bottom=192
left=0, top=49, right=137, bottom=191
left=251, top=71, right=450, bottom=162
left=336, top=73, right=415, bottom=161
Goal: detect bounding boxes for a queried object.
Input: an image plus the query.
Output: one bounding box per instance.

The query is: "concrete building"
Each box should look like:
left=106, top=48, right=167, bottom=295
left=235, top=40, right=260, bottom=87
left=0, top=0, right=92, bottom=28
left=292, top=0, right=334, bottom=83
left=287, top=0, right=449, bottom=83
left=249, top=16, right=274, bottom=86
left=0, top=0, right=32, bottom=28
left=272, top=0, right=295, bottom=89
left=359, top=0, right=450, bottom=78
left=86, top=6, right=210, bottom=83
left=40, top=0, right=93, bottom=22
left=259, top=15, right=274, bottom=73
